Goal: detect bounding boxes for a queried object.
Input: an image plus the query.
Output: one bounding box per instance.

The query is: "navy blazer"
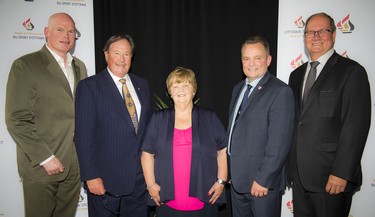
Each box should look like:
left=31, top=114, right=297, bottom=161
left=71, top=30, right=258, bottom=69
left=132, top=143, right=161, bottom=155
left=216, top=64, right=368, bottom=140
left=288, top=52, right=371, bottom=192
left=141, top=106, right=227, bottom=205
left=228, top=72, right=295, bottom=193
left=74, top=69, right=152, bottom=195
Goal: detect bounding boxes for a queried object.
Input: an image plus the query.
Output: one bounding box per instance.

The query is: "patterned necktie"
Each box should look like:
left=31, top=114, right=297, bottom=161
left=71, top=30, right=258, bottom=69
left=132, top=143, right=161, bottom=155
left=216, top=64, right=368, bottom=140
left=303, top=61, right=319, bottom=104
left=119, top=78, right=138, bottom=133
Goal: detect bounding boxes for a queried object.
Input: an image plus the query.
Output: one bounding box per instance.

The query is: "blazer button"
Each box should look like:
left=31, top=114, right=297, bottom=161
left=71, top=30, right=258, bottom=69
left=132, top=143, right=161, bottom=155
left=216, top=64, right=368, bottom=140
left=298, top=121, right=302, bottom=125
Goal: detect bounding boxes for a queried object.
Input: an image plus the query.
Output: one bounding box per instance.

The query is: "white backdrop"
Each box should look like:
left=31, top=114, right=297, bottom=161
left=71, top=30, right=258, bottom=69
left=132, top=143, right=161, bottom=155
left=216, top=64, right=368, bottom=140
left=0, top=0, right=95, bottom=216
left=277, top=0, right=375, bottom=216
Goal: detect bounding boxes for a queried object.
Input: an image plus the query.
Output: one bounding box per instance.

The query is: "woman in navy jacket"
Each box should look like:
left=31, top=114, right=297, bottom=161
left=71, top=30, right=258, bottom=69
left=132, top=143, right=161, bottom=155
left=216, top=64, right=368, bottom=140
left=141, top=67, right=227, bottom=217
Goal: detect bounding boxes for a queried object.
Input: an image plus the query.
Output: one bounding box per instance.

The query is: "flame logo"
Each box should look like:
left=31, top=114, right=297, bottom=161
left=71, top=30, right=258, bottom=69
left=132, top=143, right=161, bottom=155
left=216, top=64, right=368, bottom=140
left=22, top=18, right=34, bottom=31
left=290, top=53, right=305, bottom=69
left=294, top=16, right=305, bottom=28
left=286, top=200, right=294, bottom=213
left=341, top=50, right=350, bottom=59
left=337, top=14, right=355, bottom=34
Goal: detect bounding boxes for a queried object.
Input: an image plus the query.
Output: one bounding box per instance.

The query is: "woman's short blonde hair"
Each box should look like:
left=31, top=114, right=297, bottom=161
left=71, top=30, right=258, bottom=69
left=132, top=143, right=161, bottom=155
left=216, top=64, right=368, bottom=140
left=166, top=67, right=197, bottom=94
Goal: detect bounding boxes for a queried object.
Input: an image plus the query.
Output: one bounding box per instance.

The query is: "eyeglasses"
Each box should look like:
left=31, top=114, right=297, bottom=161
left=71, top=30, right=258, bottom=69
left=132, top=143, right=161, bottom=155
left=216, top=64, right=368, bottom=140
left=101, top=191, right=122, bottom=216
left=304, top=29, right=333, bottom=38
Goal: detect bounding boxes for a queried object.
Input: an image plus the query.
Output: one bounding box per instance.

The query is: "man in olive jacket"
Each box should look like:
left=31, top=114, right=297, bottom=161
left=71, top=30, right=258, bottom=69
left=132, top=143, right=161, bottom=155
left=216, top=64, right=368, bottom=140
left=5, top=13, right=87, bottom=217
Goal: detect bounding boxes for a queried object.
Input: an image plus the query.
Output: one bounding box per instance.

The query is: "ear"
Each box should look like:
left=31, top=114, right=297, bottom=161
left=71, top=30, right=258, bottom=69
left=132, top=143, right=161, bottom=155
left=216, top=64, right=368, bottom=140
left=44, top=27, right=50, bottom=38
left=267, top=55, right=272, bottom=67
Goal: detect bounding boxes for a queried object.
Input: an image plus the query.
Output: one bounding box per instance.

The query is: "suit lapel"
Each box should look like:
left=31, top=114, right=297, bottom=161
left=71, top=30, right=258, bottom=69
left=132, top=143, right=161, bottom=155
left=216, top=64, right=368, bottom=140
left=42, top=46, right=73, bottom=99
left=239, top=72, right=271, bottom=116
left=102, top=70, right=136, bottom=132
left=72, top=58, right=81, bottom=96
left=302, top=53, right=338, bottom=116
left=228, top=82, right=244, bottom=126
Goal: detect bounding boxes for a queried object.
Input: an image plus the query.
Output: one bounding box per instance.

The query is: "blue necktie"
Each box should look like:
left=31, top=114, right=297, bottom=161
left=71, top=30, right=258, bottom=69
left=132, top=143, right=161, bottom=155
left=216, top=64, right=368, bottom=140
left=237, top=84, right=252, bottom=118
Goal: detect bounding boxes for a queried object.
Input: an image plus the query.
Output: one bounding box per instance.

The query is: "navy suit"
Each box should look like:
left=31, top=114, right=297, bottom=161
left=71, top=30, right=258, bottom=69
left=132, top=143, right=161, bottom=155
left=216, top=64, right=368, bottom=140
left=75, top=69, right=151, bottom=216
left=228, top=72, right=294, bottom=217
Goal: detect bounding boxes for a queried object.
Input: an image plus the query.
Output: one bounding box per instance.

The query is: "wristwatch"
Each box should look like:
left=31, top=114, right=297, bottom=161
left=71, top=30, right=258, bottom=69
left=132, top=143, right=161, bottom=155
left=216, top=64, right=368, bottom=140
left=216, top=178, right=227, bottom=185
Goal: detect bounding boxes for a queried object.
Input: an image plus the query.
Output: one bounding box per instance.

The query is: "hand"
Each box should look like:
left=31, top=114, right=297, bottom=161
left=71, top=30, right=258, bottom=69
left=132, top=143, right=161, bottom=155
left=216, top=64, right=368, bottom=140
left=325, top=175, right=347, bottom=194
left=87, top=178, right=105, bottom=195
left=148, top=183, right=161, bottom=206
left=208, top=182, right=225, bottom=204
left=42, top=157, right=64, bottom=176
left=250, top=181, right=268, bottom=197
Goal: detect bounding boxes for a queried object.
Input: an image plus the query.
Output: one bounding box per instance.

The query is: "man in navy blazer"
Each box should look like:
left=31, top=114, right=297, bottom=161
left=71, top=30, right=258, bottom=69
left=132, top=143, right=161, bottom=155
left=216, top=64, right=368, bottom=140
left=227, top=36, right=294, bottom=217
left=75, top=35, right=151, bottom=217
left=287, top=13, right=371, bottom=217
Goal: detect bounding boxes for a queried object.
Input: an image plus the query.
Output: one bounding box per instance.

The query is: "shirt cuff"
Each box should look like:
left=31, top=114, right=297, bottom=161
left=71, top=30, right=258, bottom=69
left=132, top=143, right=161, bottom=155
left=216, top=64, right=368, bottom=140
left=39, top=155, right=55, bottom=166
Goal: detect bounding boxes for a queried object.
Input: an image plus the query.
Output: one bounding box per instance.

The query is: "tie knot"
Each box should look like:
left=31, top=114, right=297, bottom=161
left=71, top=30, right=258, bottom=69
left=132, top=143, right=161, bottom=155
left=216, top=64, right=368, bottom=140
left=310, top=61, right=319, bottom=68
left=119, top=78, right=126, bottom=84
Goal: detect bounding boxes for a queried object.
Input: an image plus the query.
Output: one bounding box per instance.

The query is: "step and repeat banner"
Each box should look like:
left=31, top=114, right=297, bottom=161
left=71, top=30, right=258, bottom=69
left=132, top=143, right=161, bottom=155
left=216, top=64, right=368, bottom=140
left=277, top=0, right=375, bottom=217
left=1, top=0, right=374, bottom=217
left=0, top=0, right=95, bottom=216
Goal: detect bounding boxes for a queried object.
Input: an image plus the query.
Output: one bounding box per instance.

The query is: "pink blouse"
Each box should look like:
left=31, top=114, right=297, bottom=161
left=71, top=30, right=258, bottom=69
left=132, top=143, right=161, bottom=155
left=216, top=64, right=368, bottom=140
left=166, top=127, right=204, bottom=211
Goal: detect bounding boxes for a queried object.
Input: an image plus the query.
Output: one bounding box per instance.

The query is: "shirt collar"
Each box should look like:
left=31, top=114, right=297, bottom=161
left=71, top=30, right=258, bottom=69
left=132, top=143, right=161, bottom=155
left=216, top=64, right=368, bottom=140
left=309, top=48, right=334, bottom=66
left=46, top=43, right=73, bottom=65
left=107, top=68, right=130, bottom=83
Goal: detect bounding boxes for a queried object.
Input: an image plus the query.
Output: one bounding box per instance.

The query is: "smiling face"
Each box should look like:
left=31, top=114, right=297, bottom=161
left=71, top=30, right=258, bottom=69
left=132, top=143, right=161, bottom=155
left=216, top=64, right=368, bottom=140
left=241, top=43, right=272, bottom=82
left=305, top=14, right=336, bottom=60
left=104, top=39, right=133, bottom=77
left=169, top=80, right=195, bottom=105
left=44, top=13, right=76, bottom=58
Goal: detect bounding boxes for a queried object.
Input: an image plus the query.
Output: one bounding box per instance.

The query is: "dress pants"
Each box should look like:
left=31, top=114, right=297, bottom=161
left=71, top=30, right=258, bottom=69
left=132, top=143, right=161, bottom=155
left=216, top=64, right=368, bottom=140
left=87, top=170, right=148, bottom=217
left=22, top=157, right=81, bottom=217
left=231, top=185, right=281, bottom=217
left=292, top=166, right=353, bottom=217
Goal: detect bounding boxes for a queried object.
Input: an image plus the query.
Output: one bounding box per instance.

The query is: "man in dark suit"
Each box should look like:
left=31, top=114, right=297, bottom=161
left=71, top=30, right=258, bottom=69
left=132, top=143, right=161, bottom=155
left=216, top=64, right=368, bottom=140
left=74, top=35, right=151, bottom=216
left=5, top=13, right=87, bottom=217
left=288, top=12, right=371, bottom=217
left=227, top=36, right=295, bottom=217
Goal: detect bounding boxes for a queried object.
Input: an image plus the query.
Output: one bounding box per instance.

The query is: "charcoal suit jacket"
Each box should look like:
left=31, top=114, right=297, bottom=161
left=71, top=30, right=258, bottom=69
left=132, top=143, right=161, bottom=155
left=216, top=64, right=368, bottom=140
left=287, top=52, right=371, bottom=192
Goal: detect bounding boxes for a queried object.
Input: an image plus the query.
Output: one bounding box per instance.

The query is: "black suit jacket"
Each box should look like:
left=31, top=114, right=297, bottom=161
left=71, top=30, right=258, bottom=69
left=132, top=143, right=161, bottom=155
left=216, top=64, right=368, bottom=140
left=288, top=52, right=371, bottom=192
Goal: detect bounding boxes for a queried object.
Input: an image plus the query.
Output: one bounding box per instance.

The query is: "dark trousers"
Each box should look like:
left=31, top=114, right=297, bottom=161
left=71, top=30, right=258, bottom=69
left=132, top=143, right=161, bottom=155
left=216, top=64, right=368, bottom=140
left=230, top=185, right=282, bottom=217
left=292, top=167, right=353, bottom=217
left=22, top=158, right=81, bottom=217
left=87, top=171, right=148, bottom=217
left=156, top=203, right=218, bottom=217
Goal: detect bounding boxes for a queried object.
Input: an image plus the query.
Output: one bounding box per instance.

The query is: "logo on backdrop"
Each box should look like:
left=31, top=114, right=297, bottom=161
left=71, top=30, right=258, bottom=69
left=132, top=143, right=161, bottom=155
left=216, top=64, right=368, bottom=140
left=286, top=200, right=294, bottom=213
left=341, top=51, right=350, bottom=59
left=77, top=191, right=88, bottom=210
left=56, top=0, right=87, bottom=7
left=290, top=53, right=305, bottom=69
left=294, top=16, right=305, bottom=28
left=13, top=17, right=44, bottom=40
left=22, top=18, right=34, bottom=31
left=284, top=15, right=305, bottom=37
left=337, top=14, right=355, bottom=34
